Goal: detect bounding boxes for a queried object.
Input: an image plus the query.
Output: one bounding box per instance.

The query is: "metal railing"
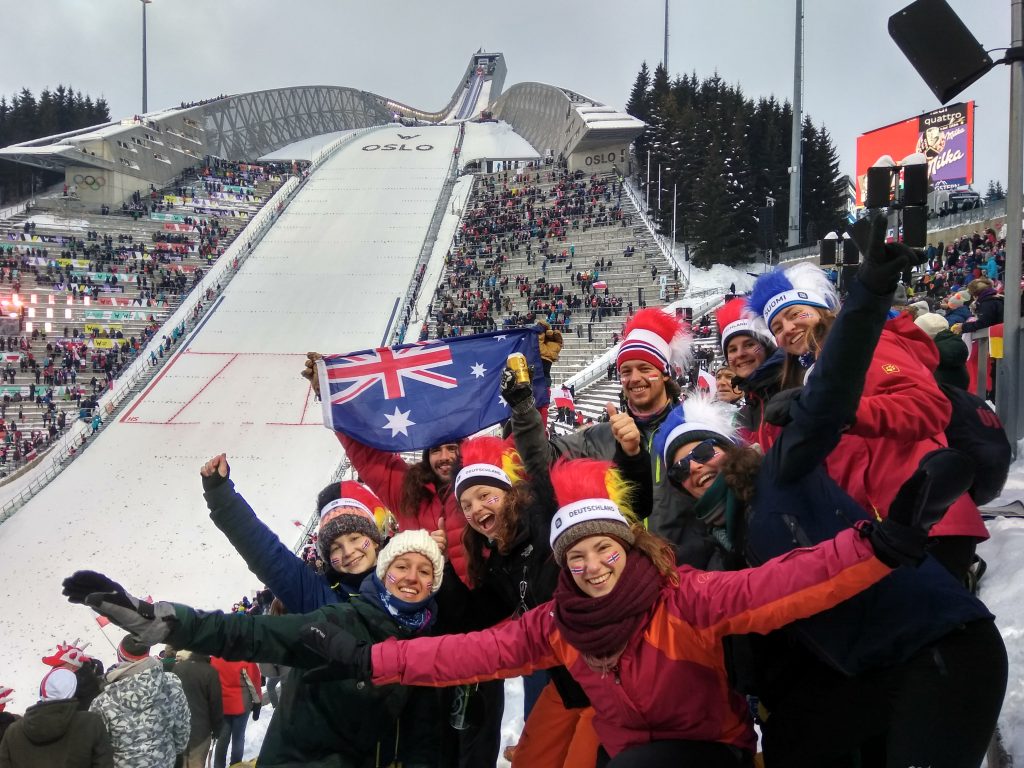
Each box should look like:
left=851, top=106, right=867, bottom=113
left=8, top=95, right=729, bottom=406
left=928, top=199, right=1007, bottom=234
left=387, top=130, right=466, bottom=345
left=621, top=178, right=689, bottom=291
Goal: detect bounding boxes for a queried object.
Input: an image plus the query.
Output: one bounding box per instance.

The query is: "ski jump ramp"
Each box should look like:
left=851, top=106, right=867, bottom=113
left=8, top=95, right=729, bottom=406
left=0, top=125, right=458, bottom=693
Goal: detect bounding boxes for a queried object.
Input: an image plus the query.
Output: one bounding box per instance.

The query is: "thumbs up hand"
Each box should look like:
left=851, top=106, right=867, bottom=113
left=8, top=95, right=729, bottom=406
left=607, top=403, right=641, bottom=457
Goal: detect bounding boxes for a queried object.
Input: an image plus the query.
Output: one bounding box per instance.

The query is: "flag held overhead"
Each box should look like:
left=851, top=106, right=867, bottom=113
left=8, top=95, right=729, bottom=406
left=317, top=327, right=549, bottom=451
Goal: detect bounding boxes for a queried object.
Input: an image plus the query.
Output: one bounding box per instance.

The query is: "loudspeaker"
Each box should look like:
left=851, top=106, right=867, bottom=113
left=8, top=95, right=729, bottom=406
left=842, top=239, right=860, bottom=266
left=902, top=164, right=929, bottom=207
left=889, top=0, right=994, bottom=104
left=866, top=167, right=894, bottom=209
left=819, top=239, right=837, bottom=266
left=902, top=206, right=928, bottom=248
left=841, top=265, right=860, bottom=290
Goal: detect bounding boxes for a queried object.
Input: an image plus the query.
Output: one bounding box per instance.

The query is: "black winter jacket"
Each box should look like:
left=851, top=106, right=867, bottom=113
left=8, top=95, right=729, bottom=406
left=0, top=700, right=112, bottom=768
left=167, top=596, right=441, bottom=768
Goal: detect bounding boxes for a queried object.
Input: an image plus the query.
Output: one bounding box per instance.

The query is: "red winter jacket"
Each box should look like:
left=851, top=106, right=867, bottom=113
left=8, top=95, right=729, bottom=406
left=210, top=658, right=261, bottom=716
left=337, top=433, right=470, bottom=585
left=822, top=314, right=987, bottom=539
left=372, top=528, right=891, bottom=758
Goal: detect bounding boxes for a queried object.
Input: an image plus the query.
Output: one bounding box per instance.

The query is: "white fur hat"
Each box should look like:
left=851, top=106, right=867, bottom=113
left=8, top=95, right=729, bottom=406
left=375, top=529, right=444, bottom=593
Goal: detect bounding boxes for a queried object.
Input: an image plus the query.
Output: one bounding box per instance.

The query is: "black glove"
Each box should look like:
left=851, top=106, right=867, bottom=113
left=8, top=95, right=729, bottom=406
left=251, top=703, right=261, bottom=722
left=500, top=367, right=534, bottom=409
left=850, top=211, right=920, bottom=296
left=868, top=449, right=976, bottom=567
left=299, top=614, right=372, bottom=682
left=62, top=571, right=178, bottom=644
left=763, top=388, right=802, bottom=427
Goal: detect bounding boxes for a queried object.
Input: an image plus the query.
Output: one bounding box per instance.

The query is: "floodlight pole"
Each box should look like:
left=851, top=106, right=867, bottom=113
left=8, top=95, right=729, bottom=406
left=997, top=0, right=1023, bottom=452
left=141, top=0, right=150, bottom=113
left=664, top=0, right=670, bottom=73
left=787, top=0, right=804, bottom=247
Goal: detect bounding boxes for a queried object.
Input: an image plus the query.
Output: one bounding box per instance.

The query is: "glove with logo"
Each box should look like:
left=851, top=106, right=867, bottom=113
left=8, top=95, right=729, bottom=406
left=851, top=211, right=920, bottom=296
left=299, top=614, right=372, bottom=683
left=301, top=352, right=323, bottom=398
left=867, top=448, right=975, bottom=567
left=62, top=571, right=178, bottom=645
left=500, top=367, right=535, bottom=411
left=537, top=320, right=563, bottom=364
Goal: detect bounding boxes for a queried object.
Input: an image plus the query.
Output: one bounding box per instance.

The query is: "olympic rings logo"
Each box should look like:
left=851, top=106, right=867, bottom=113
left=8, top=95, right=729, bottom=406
left=73, top=174, right=106, bottom=190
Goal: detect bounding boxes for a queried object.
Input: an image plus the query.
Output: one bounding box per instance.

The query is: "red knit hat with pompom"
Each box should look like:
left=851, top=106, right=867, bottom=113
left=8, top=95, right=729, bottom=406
left=616, top=308, right=691, bottom=374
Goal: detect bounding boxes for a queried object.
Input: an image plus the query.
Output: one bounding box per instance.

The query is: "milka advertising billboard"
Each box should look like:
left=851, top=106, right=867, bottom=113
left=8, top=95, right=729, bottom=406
left=855, top=101, right=974, bottom=206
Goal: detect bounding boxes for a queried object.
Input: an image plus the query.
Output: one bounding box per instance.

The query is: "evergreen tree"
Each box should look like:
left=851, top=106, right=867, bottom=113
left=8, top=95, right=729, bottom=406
left=0, top=85, right=110, bottom=202
left=625, top=61, right=844, bottom=267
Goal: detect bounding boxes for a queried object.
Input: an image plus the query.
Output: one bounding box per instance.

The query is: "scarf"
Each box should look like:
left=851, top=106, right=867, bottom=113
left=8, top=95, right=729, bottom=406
left=358, top=574, right=437, bottom=633
left=554, top=553, right=662, bottom=667
left=693, top=473, right=739, bottom=553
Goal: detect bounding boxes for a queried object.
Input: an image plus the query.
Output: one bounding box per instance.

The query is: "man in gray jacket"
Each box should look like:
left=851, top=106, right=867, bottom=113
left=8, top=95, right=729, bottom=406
left=89, top=636, right=190, bottom=768
left=549, top=308, right=714, bottom=567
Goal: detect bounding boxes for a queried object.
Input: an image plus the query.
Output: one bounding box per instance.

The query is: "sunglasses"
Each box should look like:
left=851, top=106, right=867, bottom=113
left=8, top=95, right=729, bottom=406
left=667, top=440, right=720, bottom=485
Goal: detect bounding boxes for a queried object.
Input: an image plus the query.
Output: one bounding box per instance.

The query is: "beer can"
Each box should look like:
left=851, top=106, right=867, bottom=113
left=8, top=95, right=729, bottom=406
left=507, top=353, right=530, bottom=385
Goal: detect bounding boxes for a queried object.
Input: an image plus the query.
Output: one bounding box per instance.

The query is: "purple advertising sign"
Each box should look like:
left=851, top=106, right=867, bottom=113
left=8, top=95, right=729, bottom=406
left=917, top=102, right=974, bottom=192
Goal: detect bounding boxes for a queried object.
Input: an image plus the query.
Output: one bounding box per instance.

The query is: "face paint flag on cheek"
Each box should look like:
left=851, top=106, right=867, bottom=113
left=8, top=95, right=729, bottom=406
left=569, top=565, right=585, bottom=574
left=360, top=538, right=370, bottom=550
left=604, top=551, right=622, bottom=566
left=386, top=573, right=398, bottom=584
left=487, top=496, right=500, bottom=505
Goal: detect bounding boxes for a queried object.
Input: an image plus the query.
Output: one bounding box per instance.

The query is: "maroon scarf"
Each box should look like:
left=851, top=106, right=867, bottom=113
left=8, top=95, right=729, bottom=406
left=553, top=553, right=663, bottom=660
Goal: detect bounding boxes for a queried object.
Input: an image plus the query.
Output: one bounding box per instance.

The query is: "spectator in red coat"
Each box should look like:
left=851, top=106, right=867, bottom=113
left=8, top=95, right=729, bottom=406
left=209, top=658, right=261, bottom=768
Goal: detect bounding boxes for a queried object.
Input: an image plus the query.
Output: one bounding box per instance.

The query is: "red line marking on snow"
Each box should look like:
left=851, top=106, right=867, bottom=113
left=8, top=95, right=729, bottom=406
left=266, top=422, right=322, bottom=426
left=120, top=350, right=188, bottom=423
left=166, top=353, right=238, bottom=424
left=119, top=420, right=199, bottom=425
left=299, top=383, right=314, bottom=424
left=184, top=351, right=305, bottom=356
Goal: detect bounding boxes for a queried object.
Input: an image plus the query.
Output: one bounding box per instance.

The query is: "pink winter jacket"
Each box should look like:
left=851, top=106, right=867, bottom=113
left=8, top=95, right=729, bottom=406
left=372, top=528, right=891, bottom=757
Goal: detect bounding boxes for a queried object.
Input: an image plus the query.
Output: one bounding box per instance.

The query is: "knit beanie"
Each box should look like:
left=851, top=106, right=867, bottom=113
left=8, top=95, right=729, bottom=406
left=117, top=634, right=151, bottom=664
left=915, top=312, right=950, bottom=339
left=0, top=685, right=13, bottom=713
left=653, top=393, right=740, bottom=470
left=374, top=529, right=445, bottom=593
left=39, top=668, right=77, bottom=701
left=908, top=300, right=930, bottom=318
left=715, top=297, right=775, bottom=356
left=548, top=459, right=637, bottom=564
left=316, top=481, right=387, bottom=561
left=615, top=307, right=691, bottom=374
left=453, top=435, right=521, bottom=500
left=946, top=291, right=968, bottom=309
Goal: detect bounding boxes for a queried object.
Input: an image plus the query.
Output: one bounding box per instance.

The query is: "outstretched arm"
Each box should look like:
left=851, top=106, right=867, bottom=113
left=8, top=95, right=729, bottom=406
left=372, top=602, right=560, bottom=688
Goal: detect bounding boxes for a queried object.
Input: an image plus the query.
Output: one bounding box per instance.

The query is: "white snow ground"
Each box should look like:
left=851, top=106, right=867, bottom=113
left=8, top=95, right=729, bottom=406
left=459, top=121, right=540, bottom=166
left=258, top=128, right=366, bottom=162
left=3, top=127, right=1024, bottom=766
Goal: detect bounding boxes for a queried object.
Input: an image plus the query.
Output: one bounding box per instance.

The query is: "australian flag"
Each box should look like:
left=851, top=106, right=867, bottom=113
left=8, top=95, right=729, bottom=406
left=317, top=327, right=549, bottom=451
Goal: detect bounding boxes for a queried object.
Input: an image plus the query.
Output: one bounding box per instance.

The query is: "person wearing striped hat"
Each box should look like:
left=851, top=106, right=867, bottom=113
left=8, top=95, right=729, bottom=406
left=551, top=306, right=713, bottom=571
left=200, top=454, right=407, bottom=613
left=714, top=297, right=782, bottom=436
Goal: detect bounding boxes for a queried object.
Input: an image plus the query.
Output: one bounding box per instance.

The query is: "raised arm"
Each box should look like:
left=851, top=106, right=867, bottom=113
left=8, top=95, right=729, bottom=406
left=201, top=455, right=338, bottom=613
left=770, top=215, right=913, bottom=483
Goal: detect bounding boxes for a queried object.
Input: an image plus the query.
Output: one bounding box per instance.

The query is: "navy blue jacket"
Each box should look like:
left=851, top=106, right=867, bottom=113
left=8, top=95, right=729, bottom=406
left=745, top=278, right=991, bottom=676
left=204, top=480, right=352, bottom=613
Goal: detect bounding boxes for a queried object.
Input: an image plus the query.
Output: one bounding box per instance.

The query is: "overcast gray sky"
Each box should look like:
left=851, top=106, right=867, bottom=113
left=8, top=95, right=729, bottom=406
left=2, top=0, right=1012, bottom=189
